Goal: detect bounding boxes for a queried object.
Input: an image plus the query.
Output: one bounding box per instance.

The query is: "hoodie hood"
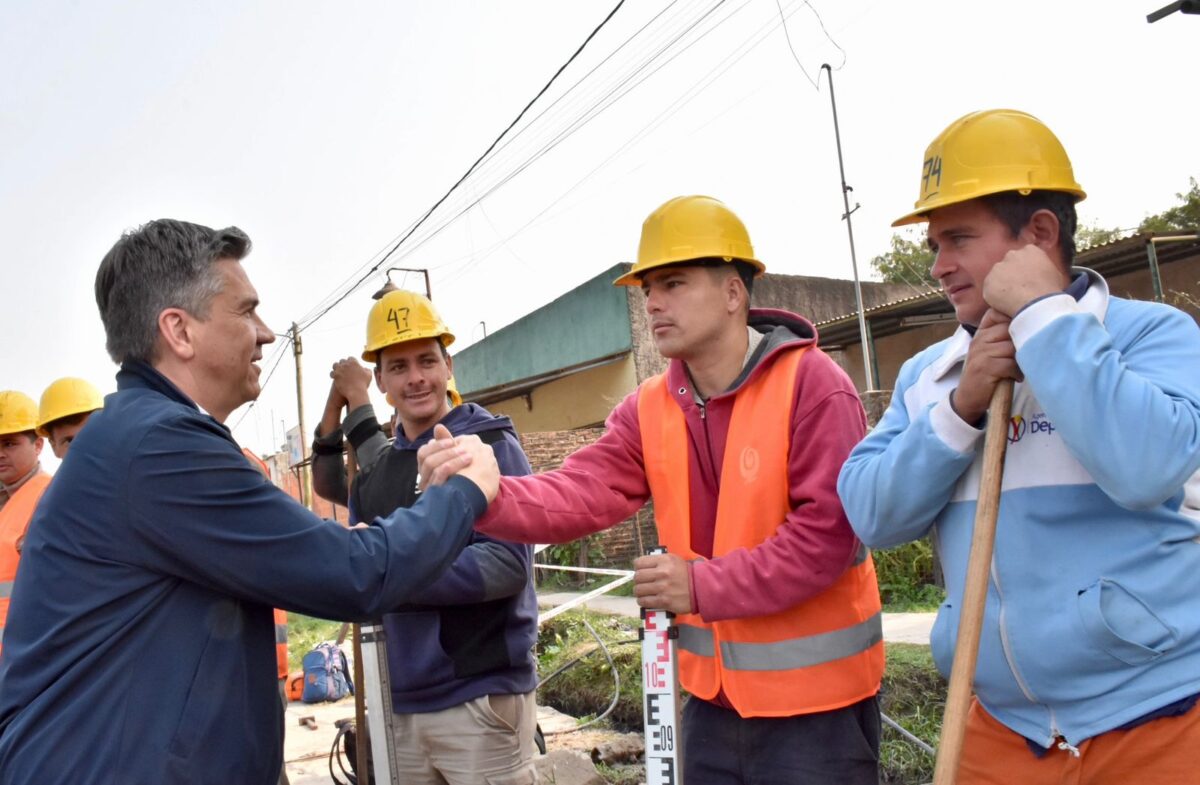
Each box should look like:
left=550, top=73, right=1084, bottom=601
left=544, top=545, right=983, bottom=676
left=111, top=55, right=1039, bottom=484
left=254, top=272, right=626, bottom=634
left=719, top=307, right=819, bottom=395
left=391, top=402, right=518, bottom=451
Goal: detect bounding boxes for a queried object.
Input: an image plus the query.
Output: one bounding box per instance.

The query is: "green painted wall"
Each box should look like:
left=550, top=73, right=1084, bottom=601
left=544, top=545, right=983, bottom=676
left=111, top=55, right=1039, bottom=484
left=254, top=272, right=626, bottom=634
left=455, top=264, right=632, bottom=395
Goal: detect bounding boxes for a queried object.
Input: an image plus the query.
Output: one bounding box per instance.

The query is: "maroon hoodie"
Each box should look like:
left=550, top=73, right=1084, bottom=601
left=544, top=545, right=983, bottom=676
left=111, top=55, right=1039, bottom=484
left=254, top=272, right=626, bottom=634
left=477, top=307, right=867, bottom=630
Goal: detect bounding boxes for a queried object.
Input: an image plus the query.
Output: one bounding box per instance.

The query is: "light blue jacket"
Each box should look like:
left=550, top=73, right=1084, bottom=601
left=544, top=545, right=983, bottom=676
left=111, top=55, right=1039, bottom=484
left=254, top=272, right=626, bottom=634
left=838, top=270, right=1200, bottom=747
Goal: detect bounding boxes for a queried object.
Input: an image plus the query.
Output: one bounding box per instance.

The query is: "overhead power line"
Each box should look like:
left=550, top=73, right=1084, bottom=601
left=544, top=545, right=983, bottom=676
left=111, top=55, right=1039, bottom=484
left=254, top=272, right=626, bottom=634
left=294, top=0, right=728, bottom=331
left=231, top=335, right=293, bottom=431
left=295, top=0, right=629, bottom=333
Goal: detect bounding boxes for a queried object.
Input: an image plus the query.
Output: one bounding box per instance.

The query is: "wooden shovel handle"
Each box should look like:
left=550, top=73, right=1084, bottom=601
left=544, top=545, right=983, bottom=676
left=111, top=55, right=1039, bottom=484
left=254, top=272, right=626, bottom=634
left=932, top=380, right=1014, bottom=784
left=345, top=446, right=371, bottom=782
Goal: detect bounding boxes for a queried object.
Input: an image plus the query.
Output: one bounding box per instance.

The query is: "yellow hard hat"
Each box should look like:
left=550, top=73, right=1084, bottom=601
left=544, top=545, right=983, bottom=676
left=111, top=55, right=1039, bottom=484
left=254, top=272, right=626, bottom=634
left=0, top=391, right=39, bottom=437
left=614, top=195, right=766, bottom=287
left=37, top=377, right=104, bottom=436
left=893, top=109, right=1086, bottom=227
left=362, top=289, right=455, bottom=363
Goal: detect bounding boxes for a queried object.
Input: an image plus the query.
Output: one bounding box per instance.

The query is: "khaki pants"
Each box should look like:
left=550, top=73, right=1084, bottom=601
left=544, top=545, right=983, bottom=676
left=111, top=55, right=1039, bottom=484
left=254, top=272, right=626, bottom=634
left=391, top=691, right=538, bottom=785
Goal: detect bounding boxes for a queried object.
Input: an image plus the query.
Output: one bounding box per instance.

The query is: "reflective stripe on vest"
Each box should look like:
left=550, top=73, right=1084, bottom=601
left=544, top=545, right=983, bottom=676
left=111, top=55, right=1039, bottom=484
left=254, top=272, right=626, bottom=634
left=682, top=612, right=883, bottom=671
left=275, top=624, right=288, bottom=645
left=0, top=472, right=52, bottom=648
left=638, top=346, right=884, bottom=717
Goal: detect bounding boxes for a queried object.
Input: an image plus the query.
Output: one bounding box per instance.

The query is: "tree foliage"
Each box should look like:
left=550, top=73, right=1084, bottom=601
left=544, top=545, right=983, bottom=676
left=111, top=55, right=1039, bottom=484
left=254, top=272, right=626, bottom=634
left=870, top=229, right=935, bottom=286
left=1138, top=177, right=1200, bottom=234
left=872, top=178, right=1199, bottom=284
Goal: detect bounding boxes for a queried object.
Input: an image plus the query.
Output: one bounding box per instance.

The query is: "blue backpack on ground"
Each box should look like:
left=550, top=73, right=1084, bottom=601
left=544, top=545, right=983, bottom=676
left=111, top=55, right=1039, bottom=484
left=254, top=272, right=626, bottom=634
left=301, top=642, right=354, bottom=703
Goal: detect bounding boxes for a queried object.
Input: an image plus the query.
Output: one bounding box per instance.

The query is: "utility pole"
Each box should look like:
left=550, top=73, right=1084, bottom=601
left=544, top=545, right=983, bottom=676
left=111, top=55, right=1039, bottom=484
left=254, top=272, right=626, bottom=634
left=291, top=322, right=313, bottom=509
left=821, top=64, right=876, bottom=391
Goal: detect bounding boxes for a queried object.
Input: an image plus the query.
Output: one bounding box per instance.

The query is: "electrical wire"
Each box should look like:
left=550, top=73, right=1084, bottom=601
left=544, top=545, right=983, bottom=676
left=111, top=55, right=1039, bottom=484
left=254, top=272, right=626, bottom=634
left=293, top=0, right=731, bottom=327
left=438, top=0, right=818, bottom=286
left=239, top=2, right=742, bottom=423
left=774, top=0, right=847, bottom=89
left=230, top=335, right=292, bottom=431
left=397, top=0, right=762, bottom=281
left=294, top=0, right=629, bottom=333
left=361, top=0, right=737, bottom=280
left=537, top=624, right=639, bottom=736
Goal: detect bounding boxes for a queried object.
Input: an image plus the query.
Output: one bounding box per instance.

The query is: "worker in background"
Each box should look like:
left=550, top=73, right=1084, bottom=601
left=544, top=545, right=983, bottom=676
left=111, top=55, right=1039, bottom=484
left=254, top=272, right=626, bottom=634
left=312, top=289, right=539, bottom=785
left=242, top=446, right=292, bottom=785
left=0, top=391, right=51, bottom=657
left=0, top=219, right=501, bottom=784
left=420, top=195, right=884, bottom=784
left=36, top=377, right=104, bottom=460
left=838, top=109, right=1200, bottom=784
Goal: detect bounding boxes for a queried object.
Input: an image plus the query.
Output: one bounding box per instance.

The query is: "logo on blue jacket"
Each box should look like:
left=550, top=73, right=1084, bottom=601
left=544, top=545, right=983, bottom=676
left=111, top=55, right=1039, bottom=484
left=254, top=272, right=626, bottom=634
left=1008, top=413, right=1055, bottom=444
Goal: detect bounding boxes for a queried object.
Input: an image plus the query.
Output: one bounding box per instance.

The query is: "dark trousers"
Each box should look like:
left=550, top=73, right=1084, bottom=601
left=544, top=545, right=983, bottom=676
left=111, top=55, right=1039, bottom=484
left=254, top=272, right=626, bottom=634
left=681, top=694, right=880, bottom=785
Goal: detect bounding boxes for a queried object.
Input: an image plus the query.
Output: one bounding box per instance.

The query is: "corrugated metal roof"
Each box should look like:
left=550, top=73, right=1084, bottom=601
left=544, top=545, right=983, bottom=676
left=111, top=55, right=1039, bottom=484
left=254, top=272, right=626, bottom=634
left=816, top=231, right=1200, bottom=341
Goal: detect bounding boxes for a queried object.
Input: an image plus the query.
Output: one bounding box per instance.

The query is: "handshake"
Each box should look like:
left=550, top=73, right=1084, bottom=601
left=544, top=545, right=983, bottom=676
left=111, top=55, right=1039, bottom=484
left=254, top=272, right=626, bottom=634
left=417, top=424, right=501, bottom=503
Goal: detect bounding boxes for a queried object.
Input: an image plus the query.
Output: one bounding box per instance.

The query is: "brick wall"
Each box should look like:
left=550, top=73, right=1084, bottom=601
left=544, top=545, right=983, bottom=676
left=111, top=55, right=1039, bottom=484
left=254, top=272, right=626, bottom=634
left=519, top=428, right=658, bottom=569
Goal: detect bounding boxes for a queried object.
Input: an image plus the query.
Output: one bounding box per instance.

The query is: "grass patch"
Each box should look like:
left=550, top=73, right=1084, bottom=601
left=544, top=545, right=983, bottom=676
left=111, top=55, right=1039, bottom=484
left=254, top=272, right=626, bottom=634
left=537, top=609, right=644, bottom=732
left=285, top=614, right=345, bottom=673
left=539, top=611, right=947, bottom=785
left=880, top=643, right=944, bottom=784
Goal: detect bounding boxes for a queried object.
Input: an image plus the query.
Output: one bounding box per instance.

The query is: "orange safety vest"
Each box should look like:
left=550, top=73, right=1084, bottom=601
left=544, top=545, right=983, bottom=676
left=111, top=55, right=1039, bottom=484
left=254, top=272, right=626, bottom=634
left=0, top=472, right=52, bottom=652
left=273, top=608, right=289, bottom=680
left=638, top=346, right=884, bottom=718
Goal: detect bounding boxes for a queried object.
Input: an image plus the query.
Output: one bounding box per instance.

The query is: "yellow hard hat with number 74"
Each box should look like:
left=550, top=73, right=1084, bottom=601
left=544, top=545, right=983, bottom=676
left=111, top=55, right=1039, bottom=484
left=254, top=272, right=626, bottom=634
left=892, top=109, right=1086, bottom=227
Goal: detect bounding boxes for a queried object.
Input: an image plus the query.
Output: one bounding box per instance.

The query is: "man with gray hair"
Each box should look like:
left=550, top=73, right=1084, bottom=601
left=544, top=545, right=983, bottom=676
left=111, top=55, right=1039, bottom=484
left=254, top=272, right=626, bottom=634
left=0, top=219, right=501, bottom=785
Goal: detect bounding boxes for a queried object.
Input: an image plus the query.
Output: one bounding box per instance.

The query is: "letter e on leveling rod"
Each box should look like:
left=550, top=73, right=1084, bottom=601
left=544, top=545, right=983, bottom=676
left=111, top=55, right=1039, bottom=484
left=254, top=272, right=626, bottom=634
left=641, top=547, right=683, bottom=784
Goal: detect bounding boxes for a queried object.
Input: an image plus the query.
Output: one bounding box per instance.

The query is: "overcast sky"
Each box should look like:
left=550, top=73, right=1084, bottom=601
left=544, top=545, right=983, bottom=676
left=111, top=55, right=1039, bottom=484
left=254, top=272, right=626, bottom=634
left=3, top=0, right=1197, bottom=467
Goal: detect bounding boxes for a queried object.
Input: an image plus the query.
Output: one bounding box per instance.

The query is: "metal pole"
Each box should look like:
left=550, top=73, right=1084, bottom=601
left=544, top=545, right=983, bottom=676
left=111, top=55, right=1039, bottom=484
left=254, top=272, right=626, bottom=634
left=1146, top=239, right=1165, bottom=303
left=291, top=323, right=313, bottom=510
left=821, top=64, right=875, bottom=391
left=344, top=447, right=371, bottom=783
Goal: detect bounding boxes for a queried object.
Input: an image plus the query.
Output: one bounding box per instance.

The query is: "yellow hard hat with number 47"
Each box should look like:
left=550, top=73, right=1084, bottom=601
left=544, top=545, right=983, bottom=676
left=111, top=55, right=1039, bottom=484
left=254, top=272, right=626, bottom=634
left=893, top=109, right=1086, bottom=227
left=362, top=289, right=455, bottom=363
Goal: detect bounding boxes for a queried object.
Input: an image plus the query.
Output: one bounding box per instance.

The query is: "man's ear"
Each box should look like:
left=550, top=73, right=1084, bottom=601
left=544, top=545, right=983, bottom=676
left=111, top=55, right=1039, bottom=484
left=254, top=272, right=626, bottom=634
left=725, top=271, right=748, bottom=316
left=373, top=365, right=385, bottom=394
left=444, top=352, right=454, bottom=375
left=33, top=436, right=43, bottom=457
left=1023, top=209, right=1062, bottom=260
left=157, top=308, right=197, bottom=361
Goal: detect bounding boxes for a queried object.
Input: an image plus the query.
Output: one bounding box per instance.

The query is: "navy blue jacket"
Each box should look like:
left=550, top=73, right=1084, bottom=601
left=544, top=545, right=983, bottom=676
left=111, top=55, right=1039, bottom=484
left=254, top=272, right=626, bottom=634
left=0, top=363, right=485, bottom=785
left=348, top=404, right=538, bottom=712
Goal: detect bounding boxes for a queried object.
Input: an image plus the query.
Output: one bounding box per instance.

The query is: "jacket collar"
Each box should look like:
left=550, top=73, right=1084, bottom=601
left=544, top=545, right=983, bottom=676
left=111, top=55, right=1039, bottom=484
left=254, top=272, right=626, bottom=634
left=115, top=361, right=232, bottom=435
left=117, top=361, right=200, bottom=410
left=930, top=267, right=1109, bottom=382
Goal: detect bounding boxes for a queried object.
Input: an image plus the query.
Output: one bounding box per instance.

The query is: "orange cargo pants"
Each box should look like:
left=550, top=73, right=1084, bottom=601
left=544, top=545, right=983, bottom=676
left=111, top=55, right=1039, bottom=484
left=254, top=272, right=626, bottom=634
left=957, top=698, right=1200, bottom=785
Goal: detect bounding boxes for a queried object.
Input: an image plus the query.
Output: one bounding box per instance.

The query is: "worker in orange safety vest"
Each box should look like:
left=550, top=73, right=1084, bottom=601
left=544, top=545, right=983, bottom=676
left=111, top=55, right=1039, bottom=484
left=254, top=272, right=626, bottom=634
left=0, top=391, right=52, bottom=655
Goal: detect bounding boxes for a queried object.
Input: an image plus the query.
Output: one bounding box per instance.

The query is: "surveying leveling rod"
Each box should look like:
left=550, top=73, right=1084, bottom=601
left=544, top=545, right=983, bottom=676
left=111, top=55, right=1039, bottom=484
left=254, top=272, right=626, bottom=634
left=640, top=547, right=684, bottom=784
